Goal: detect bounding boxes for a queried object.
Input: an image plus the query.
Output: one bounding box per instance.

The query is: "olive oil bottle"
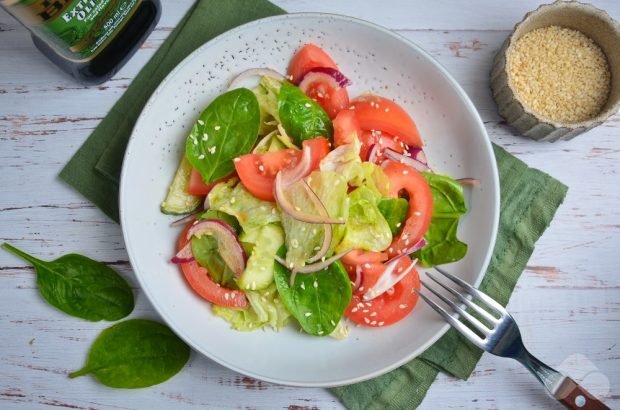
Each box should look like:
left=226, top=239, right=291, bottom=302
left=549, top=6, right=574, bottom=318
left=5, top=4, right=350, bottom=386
left=1, top=0, right=161, bottom=84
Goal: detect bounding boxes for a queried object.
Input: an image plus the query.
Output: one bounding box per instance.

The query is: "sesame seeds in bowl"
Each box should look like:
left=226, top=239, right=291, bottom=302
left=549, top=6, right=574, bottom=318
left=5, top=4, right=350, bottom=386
left=490, top=1, right=620, bottom=142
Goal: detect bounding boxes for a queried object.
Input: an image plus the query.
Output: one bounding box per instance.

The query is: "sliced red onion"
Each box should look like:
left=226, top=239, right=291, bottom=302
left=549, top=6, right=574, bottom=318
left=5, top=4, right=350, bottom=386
left=406, top=146, right=428, bottom=165
left=228, top=68, right=285, bottom=90
left=362, top=258, right=418, bottom=301
left=384, top=148, right=430, bottom=172
left=274, top=172, right=344, bottom=224
left=457, top=177, right=481, bottom=187
left=170, top=212, right=200, bottom=227
left=385, top=238, right=427, bottom=264
left=187, top=219, right=246, bottom=277
left=293, top=248, right=353, bottom=274
left=303, top=67, right=351, bottom=88
left=366, top=144, right=380, bottom=163
left=278, top=144, right=313, bottom=187
left=171, top=242, right=195, bottom=264
left=353, top=265, right=363, bottom=291
left=274, top=255, right=287, bottom=266
left=203, top=195, right=210, bottom=210
left=252, top=129, right=279, bottom=154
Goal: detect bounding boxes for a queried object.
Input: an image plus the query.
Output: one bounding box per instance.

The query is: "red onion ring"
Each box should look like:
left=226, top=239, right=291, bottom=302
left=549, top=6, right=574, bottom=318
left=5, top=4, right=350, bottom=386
left=384, top=148, right=430, bottom=172
left=171, top=241, right=194, bottom=264
left=187, top=219, right=247, bottom=277
left=303, top=67, right=351, bottom=88
left=362, top=258, right=417, bottom=301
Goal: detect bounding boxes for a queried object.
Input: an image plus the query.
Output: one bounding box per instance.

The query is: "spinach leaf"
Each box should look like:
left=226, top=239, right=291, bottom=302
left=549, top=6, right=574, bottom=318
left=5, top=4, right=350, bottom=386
left=274, top=249, right=351, bottom=336
left=1, top=243, right=134, bottom=321
left=186, top=88, right=260, bottom=183
left=69, top=319, right=190, bottom=388
left=413, top=173, right=468, bottom=266
left=278, top=81, right=333, bottom=145
left=378, top=198, right=409, bottom=235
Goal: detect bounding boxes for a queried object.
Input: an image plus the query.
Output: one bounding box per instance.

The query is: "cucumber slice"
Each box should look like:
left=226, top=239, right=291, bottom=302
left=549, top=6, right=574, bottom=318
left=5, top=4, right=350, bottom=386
left=237, top=224, right=284, bottom=291
left=160, top=156, right=202, bottom=215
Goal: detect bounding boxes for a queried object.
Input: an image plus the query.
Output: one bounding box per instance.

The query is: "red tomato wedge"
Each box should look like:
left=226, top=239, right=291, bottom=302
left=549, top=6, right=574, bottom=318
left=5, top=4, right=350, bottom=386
left=288, top=43, right=338, bottom=84
left=177, top=221, right=248, bottom=308
left=383, top=161, right=433, bottom=258
left=351, top=95, right=423, bottom=148
left=187, top=169, right=232, bottom=196
left=333, top=109, right=362, bottom=147
left=234, top=137, right=330, bottom=201
left=345, top=258, right=420, bottom=326
left=299, top=71, right=349, bottom=119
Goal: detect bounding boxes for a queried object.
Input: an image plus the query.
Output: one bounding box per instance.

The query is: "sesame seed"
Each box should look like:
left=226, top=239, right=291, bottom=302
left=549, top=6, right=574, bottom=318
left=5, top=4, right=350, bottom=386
left=370, top=312, right=377, bottom=317
left=364, top=318, right=370, bottom=324
left=352, top=307, right=358, bottom=312
left=230, top=197, right=236, bottom=204
left=321, top=256, right=326, bottom=262
left=358, top=286, right=364, bottom=292
left=202, top=133, right=209, bottom=141
left=349, top=105, right=356, bottom=110
left=224, top=293, right=229, bottom=300
left=313, top=280, right=318, bottom=288
left=305, top=312, right=312, bottom=317
left=198, top=154, right=205, bottom=160
left=385, top=108, right=389, bottom=112
left=403, top=170, right=409, bottom=175
left=197, top=119, right=204, bottom=125
left=379, top=321, right=385, bottom=326
left=362, top=309, right=369, bottom=313
left=396, top=223, right=402, bottom=228
left=233, top=157, right=241, bottom=162
left=258, top=164, right=265, bottom=172
left=305, top=103, right=312, bottom=108
left=414, top=211, right=422, bottom=216
left=208, top=146, right=216, bottom=154
left=289, top=262, right=294, bottom=269
left=371, top=320, right=377, bottom=325
left=214, top=125, right=221, bottom=130
left=313, top=246, right=320, bottom=251
left=388, top=247, right=393, bottom=253
left=364, top=263, right=371, bottom=268
left=295, top=206, right=301, bottom=211
left=301, top=282, right=306, bottom=290
left=318, top=331, right=324, bottom=335
left=399, top=304, right=407, bottom=309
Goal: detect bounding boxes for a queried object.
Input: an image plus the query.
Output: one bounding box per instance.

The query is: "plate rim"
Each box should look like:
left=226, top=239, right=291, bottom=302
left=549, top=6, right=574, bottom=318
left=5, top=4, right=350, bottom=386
left=119, top=11, right=500, bottom=388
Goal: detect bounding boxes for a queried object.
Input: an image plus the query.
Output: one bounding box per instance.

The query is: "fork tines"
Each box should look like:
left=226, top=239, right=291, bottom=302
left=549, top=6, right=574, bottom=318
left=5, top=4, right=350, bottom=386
left=415, top=266, right=505, bottom=350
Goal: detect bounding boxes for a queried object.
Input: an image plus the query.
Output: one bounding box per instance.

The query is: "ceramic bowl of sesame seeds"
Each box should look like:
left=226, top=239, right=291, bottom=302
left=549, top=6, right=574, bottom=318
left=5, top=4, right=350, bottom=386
left=119, top=13, right=499, bottom=387
left=491, top=0, right=620, bottom=142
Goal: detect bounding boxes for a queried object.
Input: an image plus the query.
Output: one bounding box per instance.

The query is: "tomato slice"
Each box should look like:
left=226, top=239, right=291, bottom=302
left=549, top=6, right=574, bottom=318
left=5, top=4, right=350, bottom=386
left=383, top=161, right=433, bottom=258
left=300, top=73, right=349, bottom=119
left=334, top=109, right=361, bottom=147
left=345, top=258, right=420, bottom=327
left=187, top=169, right=232, bottom=195
left=288, top=43, right=338, bottom=84
left=234, top=137, right=330, bottom=201
left=351, top=95, right=423, bottom=148
left=177, top=221, right=247, bottom=308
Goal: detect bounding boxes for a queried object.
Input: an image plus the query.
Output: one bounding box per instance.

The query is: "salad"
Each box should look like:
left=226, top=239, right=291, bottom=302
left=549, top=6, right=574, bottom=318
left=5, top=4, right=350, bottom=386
left=160, top=44, right=469, bottom=337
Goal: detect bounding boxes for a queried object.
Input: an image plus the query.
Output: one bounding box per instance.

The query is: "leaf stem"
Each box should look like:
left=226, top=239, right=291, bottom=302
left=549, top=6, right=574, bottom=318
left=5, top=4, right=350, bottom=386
left=68, top=366, right=91, bottom=379
left=1, top=242, right=43, bottom=266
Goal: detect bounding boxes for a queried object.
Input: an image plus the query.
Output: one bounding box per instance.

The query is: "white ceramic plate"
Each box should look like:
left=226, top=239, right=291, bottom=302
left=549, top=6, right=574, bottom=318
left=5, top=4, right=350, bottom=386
left=120, top=13, right=499, bottom=387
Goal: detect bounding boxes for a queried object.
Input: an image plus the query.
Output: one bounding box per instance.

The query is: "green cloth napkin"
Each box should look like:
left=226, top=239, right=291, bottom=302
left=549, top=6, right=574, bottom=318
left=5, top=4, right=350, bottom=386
left=59, top=1, right=568, bottom=408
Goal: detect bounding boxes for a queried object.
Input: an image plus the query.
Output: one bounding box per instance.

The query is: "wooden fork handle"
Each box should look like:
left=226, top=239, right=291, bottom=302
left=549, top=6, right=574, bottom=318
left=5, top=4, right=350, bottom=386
left=554, top=377, right=609, bottom=409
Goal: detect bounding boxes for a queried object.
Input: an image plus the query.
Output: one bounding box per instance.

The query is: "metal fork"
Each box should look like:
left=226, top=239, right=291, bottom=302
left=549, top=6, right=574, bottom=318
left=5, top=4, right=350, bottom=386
left=416, top=266, right=609, bottom=410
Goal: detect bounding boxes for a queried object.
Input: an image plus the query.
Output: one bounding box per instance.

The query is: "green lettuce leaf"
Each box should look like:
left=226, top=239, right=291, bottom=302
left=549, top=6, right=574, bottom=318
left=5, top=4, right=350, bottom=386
left=336, top=185, right=392, bottom=253
left=212, top=283, right=290, bottom=331
left=414, top=173, right=468, bottom=266
left=208, top=179, right=280, bottom=242
left=319, top=137, right=390, bottom=197
left=237, top=224, right=284, bottom=291
left=280, top=171, right=348, bottom=270
left=253, top=76, right=282, bottom=136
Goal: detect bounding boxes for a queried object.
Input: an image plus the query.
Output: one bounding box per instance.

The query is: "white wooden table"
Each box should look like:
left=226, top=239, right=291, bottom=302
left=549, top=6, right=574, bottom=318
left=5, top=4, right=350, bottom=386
left=1, top=1, right=619, bottom=408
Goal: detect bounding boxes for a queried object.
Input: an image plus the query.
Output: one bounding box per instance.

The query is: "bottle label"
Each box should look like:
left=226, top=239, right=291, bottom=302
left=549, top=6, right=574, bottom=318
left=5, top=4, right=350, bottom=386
left=2, top=0, right=141, bottom=61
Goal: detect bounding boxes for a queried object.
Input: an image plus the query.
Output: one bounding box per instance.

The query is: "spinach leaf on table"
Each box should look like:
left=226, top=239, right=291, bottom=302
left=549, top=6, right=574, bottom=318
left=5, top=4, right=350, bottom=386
left=278, top=81, right=333, bottom=145
left=69, top=319, right=190, bottom=388
left=186, top=88, right=260, bottom=183
left=413, top=173, right=468, bottom=266
left=1, top=243, right=134, bottom=321
left=274, top=250, right=351, bottom=336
